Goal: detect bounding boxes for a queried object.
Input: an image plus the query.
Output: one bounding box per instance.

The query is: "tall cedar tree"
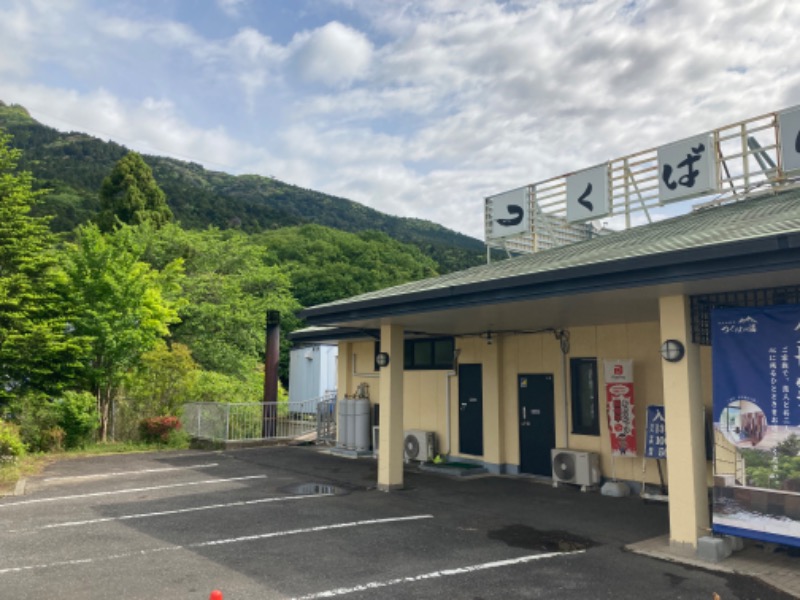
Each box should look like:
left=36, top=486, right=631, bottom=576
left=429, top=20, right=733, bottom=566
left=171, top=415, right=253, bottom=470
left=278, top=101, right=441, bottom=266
left=98, top=152, right=173, bottom=231
left=0, top=134, right=88, bottom=404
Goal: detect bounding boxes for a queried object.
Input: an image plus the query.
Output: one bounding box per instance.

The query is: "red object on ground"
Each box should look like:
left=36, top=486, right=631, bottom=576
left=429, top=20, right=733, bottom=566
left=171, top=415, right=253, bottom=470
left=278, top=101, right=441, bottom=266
left=209, top=591, right=223, bottom=600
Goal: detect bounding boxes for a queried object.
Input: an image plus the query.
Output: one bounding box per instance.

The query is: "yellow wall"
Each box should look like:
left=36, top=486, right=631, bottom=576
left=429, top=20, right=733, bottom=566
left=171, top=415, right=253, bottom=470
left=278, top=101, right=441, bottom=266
left=344, top=341, right=380, bottom=401
left=338, top=321, right=714, bottom=488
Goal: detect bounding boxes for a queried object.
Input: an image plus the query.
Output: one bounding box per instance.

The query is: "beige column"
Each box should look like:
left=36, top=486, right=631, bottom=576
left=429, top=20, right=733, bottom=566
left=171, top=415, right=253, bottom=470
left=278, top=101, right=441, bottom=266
left=659, top=294, right=709, bottom=549
left=378, top=323, right=405, bottom=491
left=337, top=342, right=352, bottom=447
left=482, top=336, right=503, bottom=472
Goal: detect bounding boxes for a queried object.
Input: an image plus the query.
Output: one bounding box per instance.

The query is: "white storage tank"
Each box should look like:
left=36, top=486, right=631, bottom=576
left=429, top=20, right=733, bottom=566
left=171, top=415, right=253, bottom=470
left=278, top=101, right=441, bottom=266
left=353, top=398, right=371, bottom=451
left=338, top=397, right=352, bottom=448
left=346, top=397, right=357, bottom=449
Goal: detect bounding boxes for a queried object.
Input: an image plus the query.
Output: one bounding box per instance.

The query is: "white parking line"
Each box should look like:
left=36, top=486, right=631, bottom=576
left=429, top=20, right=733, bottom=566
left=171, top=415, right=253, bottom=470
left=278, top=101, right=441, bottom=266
left=0, top=475, right=266, bottom=507
left=8, top=493, right=333, bottom=532
left=39, top=463, right=220, bottom=482
left=292, top=551, right=586, bottom=599
left=0, top=514, right=434, bottom=575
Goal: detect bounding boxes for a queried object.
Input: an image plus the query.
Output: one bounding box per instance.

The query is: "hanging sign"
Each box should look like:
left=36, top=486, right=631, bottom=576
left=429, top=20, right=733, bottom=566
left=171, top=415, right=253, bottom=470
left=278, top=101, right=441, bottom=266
left=644, top=405, right=666, bottom=459
left=604, top=359, right=637, bottom=456
left=712, top=306, right=800, bottom=548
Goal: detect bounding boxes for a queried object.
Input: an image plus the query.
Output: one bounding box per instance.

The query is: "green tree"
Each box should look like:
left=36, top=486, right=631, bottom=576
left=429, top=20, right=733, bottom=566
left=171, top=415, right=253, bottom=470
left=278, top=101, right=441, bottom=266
left=257, top=225, right=438, bottom=307
left=776, top=434, right=800, bottom=458
left=0, top=134, right=88, bottom=404
left=136, top=224, right=298, bottom=380
left=61, top=223, right=184, bottom=440
left=98, top=152, right=173, bottom=231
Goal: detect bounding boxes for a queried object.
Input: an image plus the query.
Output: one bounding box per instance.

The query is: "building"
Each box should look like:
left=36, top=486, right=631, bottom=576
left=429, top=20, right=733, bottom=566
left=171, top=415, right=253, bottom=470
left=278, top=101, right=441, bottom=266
left=293, top=186, right=800, bottom=552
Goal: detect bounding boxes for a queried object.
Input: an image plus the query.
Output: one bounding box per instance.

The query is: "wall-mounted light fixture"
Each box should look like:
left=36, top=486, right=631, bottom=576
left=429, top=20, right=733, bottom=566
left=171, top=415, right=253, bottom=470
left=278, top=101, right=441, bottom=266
left=660, top=339, right=685, bottom=362
left=375, top=352, right=390, bottom=368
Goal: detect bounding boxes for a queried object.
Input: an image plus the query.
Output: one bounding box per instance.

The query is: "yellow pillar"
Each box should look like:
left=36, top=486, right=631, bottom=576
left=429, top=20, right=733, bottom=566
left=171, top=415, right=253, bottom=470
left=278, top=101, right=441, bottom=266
left=378, top=324, right=404, bottom=491
left=337, top=342, right=352, bottom=447
left=659, top=295, right=709, bottom=549
left=482, top=336, right=503, bottom=472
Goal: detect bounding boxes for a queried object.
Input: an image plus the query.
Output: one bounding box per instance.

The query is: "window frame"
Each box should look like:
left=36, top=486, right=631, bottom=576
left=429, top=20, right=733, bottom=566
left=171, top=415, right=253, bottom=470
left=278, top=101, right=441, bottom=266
left=403, top=337, right=455, bottom=370
left=570, top=357, right=600, bottom=436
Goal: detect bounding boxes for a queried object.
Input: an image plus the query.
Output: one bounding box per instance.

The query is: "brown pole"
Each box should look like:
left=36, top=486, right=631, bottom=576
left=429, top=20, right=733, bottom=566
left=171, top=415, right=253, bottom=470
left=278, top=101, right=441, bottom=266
left=263, top=310, right=281, bottom=438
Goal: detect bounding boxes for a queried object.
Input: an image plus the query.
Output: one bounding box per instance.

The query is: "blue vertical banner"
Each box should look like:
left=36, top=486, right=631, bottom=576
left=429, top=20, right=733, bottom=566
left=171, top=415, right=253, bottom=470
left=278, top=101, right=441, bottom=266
left=712, top=306, right=800, bottom=547
left=644, top=406, right=666, bottom=459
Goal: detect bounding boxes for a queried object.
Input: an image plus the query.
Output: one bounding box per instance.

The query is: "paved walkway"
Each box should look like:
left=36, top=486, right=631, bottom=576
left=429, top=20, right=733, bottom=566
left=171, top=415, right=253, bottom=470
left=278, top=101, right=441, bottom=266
left=628, top=534, right=800, bottom=598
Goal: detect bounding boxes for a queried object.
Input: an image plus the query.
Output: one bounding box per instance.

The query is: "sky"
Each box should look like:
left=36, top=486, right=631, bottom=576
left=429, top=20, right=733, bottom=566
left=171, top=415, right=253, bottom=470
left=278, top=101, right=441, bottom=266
left=1, top=0, right=798, bottom=239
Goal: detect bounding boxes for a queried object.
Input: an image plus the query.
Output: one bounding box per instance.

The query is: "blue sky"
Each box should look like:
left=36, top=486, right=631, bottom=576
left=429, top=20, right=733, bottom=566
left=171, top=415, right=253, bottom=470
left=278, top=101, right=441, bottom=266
left=1, top=0, right=798, bottom=238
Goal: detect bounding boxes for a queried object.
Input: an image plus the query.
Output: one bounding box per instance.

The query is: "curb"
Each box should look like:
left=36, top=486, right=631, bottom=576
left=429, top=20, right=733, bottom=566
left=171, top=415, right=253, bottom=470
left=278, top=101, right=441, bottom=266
left=13, top=477, right=26, bottom=496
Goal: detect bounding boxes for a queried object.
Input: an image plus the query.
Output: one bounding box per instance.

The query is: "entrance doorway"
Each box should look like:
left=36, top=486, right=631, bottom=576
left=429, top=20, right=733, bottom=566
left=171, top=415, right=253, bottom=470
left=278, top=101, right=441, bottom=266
left=458, top=364, right=483, bottom=456
left=518, top=373, right=555, bottom=476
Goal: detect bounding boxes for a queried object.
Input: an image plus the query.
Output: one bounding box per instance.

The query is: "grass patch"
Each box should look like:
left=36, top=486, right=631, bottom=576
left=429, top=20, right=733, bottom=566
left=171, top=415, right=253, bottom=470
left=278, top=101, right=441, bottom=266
left=0, top=454, right=53, bottom=496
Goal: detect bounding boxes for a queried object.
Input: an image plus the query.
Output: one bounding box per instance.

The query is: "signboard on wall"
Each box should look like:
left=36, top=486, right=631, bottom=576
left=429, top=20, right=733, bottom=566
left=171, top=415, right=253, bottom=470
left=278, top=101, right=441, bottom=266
left=604, top=359, right=637, bottom=457
left=566, top=164, right=610, bottom=223
left=485, top=187, right=530, bottom=240
left=712, top=306, right=800, bottom=547
left=644, top=406, right=666, bottom=459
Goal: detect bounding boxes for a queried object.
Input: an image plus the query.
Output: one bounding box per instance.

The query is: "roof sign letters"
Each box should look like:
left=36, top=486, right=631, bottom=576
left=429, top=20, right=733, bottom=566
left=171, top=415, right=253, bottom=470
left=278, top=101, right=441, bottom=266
left=657, top=133, right=718, bottom=204
left=566, top=164, right=610, bottom=223
left=485, top=187, right=531, bottom=240
left=779, top=108, right=800, bottom=173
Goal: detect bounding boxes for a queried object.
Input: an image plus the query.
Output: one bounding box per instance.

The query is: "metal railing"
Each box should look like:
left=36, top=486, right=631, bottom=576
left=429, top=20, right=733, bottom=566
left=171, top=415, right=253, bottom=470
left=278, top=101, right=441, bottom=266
left=183, top=392, right=336, bottom=443
left=316, top=395, right=337, bottom=445
left=486, top=106, right=800, bottom=255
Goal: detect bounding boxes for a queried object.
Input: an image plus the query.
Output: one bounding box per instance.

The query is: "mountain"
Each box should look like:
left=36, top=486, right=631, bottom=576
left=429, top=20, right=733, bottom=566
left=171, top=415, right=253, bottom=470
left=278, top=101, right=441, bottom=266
left=0, top=101, right=486, bottom=273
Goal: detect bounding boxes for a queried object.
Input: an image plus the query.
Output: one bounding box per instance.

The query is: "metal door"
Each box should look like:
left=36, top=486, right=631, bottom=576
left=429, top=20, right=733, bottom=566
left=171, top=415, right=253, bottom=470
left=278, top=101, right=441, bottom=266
left=458, top=364, right=483, bottom=456
left=518, top=374, right=555, bottom=476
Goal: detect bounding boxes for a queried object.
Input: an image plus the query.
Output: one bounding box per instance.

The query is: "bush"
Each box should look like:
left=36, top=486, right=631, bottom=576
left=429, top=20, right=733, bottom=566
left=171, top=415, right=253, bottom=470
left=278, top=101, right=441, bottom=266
left=0, top=420, right=26, bottom=462
left=55, top=391, right=98, bottom=449
left=165, top=427, right=190, bottom=449
left=9, top=393, right=62, bottom=452
left=139, top=416, right=182, bottom=444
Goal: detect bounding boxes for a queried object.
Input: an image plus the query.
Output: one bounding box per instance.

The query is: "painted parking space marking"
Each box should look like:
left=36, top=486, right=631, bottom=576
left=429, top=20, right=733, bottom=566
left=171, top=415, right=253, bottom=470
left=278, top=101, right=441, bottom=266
left=8, top=493, right=333, bottom=533
left=292, top=551, right=586, bottom=599
left=0, top=514, right=434, bottom=575
left=0, top=475, right=266, bottom=507
left=38, top=463, right=220, bottom=482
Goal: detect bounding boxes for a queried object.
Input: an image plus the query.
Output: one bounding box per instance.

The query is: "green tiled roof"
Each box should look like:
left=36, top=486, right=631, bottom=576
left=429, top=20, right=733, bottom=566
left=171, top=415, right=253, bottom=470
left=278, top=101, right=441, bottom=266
left=305, top=187, right=800, bottom=312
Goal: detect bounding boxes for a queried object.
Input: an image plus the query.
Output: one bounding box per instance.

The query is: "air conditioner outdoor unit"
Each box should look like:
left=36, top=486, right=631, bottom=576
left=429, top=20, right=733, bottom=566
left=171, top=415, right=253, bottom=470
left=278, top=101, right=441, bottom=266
left=404, top=430, right=436, bottom=462
left=551, top=449, right=601, bottom=489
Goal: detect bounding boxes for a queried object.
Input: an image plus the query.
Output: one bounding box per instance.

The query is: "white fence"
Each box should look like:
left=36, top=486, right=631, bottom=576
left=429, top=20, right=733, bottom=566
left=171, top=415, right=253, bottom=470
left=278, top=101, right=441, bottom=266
left=183, top=392, right=336, bottom=443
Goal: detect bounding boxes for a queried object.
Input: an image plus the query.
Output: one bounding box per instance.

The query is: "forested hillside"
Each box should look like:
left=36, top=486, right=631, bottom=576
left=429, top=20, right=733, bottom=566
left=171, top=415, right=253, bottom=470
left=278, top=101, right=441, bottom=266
left=0, top=101, right=485, bottom=274
left=0, top=130, right=443, bottom=453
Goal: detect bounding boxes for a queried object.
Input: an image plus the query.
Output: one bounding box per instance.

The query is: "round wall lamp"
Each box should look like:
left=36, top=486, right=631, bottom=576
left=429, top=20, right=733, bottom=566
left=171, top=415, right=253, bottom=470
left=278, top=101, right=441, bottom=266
left=375, top=352, right=391, bottom=368
left=660, top=339, right=685, bottom=362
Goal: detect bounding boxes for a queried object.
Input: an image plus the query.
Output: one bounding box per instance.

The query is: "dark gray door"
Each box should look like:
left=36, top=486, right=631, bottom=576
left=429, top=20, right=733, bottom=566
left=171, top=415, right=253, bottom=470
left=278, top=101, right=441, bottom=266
left=518, top=374, right=555, bottom=476
left=458, top=364, right=483, bottom=456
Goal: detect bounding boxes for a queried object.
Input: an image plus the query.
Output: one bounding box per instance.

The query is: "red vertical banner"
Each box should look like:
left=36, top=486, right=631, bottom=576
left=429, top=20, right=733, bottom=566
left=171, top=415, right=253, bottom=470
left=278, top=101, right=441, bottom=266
left=604, top=359, right=637, bottom=456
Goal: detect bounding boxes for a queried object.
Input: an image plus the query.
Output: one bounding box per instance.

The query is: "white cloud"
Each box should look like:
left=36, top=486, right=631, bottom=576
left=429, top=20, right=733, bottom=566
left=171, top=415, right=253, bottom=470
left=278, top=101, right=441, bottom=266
left=0, top=82, right=274, bottom=175
left=217, top=0, right=248, bottom=18
left=2, top=0, right=800, bottom=240
left=288, top=21, right=373, bottom=87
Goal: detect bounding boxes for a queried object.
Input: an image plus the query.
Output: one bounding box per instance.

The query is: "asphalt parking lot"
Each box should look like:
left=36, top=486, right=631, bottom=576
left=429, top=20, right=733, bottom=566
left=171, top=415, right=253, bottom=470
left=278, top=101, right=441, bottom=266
left=0, top=446, right=795, bottom=600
